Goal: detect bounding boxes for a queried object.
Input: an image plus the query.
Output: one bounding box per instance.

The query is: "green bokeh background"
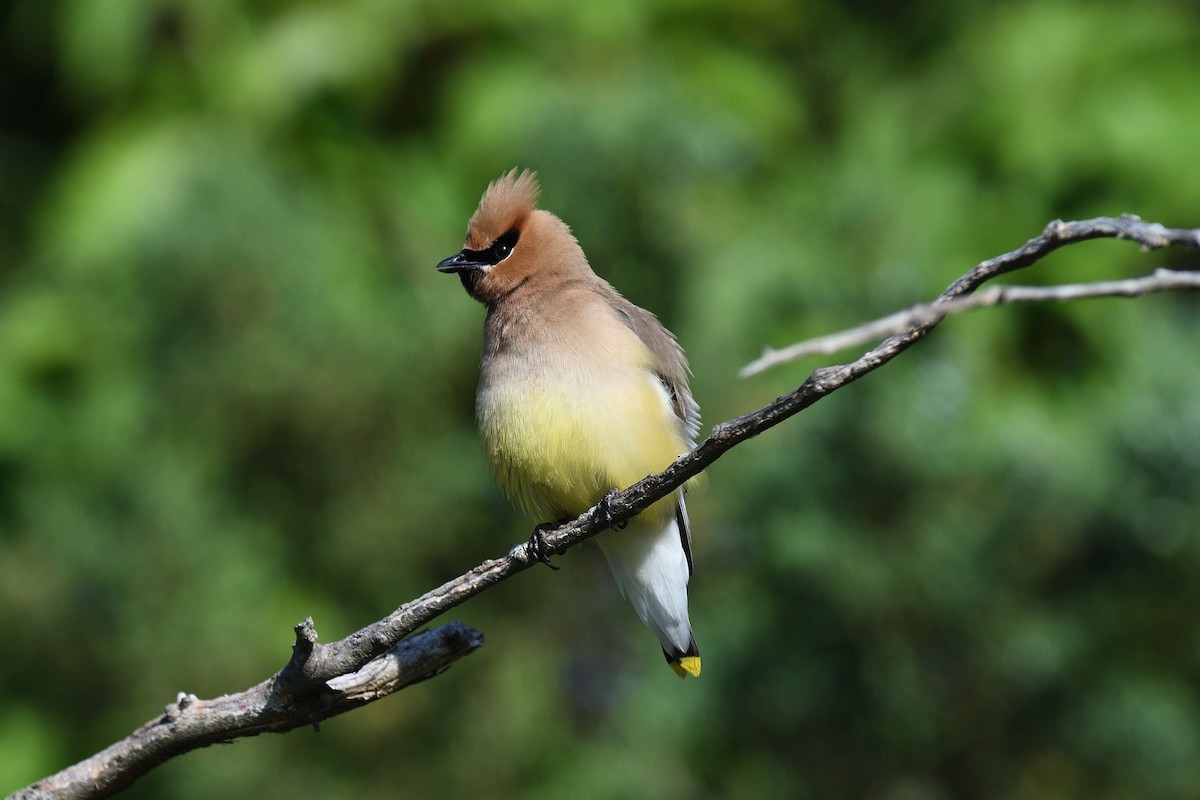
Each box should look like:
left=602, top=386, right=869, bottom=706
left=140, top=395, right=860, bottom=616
left=3, top=1, right=1199, bottom=798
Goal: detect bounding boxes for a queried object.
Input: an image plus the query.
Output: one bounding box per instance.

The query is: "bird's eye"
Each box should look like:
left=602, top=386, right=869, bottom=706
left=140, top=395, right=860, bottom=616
left=490, top=229, right=520, bottom=263
left=456, top=229, right=520, bottom=269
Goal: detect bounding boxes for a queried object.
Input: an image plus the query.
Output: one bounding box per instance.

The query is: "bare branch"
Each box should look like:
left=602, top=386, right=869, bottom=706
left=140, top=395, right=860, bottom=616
left=11, top=624, right=483, bottom=800
left=13, top=214, right=1200, bottom=800
left=742, top=267, right=1200, bottom=376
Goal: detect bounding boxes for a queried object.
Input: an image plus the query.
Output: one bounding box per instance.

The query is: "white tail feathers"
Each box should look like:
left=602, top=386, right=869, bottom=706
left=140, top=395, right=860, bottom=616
left=597, top=497, right=700, bottom=676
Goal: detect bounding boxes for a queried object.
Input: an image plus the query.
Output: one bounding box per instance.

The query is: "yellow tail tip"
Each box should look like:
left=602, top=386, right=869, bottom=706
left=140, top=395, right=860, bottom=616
left=670, top=656, right=702, bottom=678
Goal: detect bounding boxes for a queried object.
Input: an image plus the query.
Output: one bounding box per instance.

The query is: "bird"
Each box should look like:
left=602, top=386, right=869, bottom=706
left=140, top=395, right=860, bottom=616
left=436, top=169, right=702, bottom=678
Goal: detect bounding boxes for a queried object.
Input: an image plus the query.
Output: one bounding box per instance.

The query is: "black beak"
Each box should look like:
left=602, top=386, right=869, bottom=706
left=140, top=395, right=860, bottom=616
left=436, top=251, right=487, bottom=273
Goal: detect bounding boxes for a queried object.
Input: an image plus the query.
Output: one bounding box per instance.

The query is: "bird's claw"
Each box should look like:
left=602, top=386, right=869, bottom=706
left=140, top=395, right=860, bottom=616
left=597, top=490, right=628, bottom=530
left=526, top=495, right=626, bottom=568
left=526, top=522, right=561, bottom=570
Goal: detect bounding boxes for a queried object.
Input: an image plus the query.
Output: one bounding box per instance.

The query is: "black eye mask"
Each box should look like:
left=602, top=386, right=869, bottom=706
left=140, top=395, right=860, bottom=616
left=442, top=228, right=520, bottom=271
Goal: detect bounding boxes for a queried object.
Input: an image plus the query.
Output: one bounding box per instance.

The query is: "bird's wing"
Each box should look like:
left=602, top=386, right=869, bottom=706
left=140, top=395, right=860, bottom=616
left=600, top=285, right=700, bottom=579
left=604, top=289, right=701, bottom=443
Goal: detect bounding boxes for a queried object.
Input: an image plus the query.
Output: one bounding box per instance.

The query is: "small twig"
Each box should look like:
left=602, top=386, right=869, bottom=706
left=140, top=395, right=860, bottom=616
left=741, top=267, right=1200, bottom=376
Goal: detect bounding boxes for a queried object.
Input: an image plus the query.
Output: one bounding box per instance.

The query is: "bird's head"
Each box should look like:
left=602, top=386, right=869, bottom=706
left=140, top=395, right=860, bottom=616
left=437, top=169, right=584, bottom=304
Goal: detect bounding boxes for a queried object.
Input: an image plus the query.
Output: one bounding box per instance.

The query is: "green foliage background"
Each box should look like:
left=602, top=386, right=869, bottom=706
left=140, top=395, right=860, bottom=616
left=2, top=1, right=1199, bottom=797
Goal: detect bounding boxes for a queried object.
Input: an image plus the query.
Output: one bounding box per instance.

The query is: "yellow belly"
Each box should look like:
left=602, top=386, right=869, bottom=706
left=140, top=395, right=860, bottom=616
left=478, top=366, right=686, bottom=524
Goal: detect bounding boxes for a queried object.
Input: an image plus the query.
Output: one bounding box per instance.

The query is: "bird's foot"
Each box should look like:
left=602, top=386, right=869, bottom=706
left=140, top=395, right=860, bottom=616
left=597, top=490, right=628, bottom=530
left=526, top=522, right=564, bottom=570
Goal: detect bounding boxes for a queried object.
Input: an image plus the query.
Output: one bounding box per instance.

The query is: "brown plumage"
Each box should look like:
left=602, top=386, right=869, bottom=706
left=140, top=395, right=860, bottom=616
left=438, top=169, right=702, bottom=677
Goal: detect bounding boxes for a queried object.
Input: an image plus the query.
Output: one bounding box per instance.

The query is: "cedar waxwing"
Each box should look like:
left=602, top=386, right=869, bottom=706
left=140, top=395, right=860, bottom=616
left=437, top=169, right=702, bottom=678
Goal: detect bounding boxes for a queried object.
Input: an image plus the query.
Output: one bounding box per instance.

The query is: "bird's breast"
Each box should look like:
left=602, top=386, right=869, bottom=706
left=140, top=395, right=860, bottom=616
left=476, top=338, right=686, bottom=523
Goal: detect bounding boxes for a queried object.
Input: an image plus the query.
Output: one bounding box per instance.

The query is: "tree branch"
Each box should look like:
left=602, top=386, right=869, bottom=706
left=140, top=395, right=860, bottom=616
left=11, top=624, right=483, bottom=800
left=741, top=266, right=1200, bottom=376
left=12, top=215, right=1200, bottom=800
